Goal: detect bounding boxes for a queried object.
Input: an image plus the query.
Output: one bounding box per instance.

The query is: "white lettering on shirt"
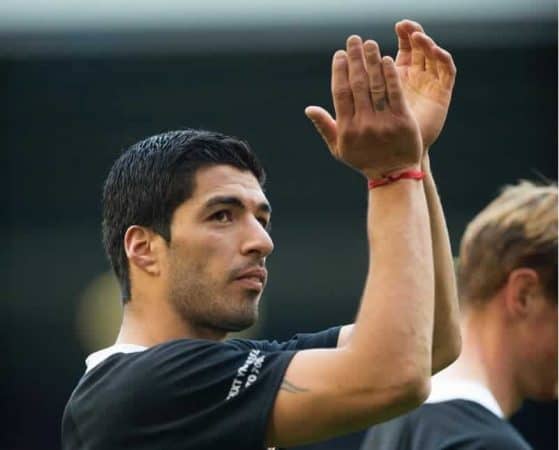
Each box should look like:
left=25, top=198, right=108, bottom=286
left=226, top=350, right=267, bottom=400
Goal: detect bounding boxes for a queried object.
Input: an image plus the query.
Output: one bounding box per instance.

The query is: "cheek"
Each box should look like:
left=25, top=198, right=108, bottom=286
left=178, top=232, right=235, bottom=275
left=174, top=231, right=223, bottom=255
left=526, top=311, right=558, bottom=376
left=529, top=315, right=557, bottom=356
left=546, top=319, right=558, bottom=367
left=201, top=232, right=235, bottom=265
left=539, top=307, right=558, bottom=356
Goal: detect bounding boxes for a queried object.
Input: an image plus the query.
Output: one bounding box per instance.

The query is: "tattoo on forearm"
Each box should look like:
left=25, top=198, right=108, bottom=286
left=280, top=379, right=309, bottom=394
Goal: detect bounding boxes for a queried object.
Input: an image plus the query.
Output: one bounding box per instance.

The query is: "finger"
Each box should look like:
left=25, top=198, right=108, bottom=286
left=382, top=56, right=406, bottom=115
left=411, top=32, right=438, bottom=78
left=305, top=106, right=338, bottom=152
left=364, top=40, right=387, bottom=112
left=331, top=50, right=354, bottom=123
left=394, top=19, right=424, bottom=67
left=346, top=35, right=374, bottom=115
left=410, top=30, right=425, bottom=71
left=433, top=46, right=457, bottom=89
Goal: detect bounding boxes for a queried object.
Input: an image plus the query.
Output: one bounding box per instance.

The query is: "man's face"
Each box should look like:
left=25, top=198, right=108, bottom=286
left=164, top=164, right=274, bottom=335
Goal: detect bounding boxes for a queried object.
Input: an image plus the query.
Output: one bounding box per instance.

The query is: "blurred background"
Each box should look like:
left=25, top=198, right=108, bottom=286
left=1, top=1, right=557, bottom=449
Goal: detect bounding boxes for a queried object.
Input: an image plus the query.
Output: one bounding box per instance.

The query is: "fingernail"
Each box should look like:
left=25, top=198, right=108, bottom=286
left=347, top=35, right=362, bottom=46
left=364, top=41, right=377, bottom=54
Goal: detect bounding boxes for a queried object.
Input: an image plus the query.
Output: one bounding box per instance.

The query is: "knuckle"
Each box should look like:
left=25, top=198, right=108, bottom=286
left=332, top=86, right=352, bottom=99
left=387, top=79, right=400, bottom=91
left=350, top=77, right=369, bottom=91
left=371, top=72, right=384, bottom=87
left=383, top=67, right=395, bottom=79
left=370, top=87, right=386, bottom=99
left=389, top=91, right=402, bottom=103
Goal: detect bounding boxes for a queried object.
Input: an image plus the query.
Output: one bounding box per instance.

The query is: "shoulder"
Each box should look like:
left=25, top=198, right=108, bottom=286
left=88, top=339, right=240, bottom=380
left=464, top=428, right=532, bottom=449
left=362, top=400, right=516, bottom=450
left=80, top=338, right=296, bottom=400
left=112, top=338, right=287, bottom=389
left=419, top=400, right=504, bottom=425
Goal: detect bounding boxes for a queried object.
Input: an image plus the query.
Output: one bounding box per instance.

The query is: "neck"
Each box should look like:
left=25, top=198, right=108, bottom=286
left=435, top=305, right=523, bottom=417
left=115, top=294, right=227, bottom=346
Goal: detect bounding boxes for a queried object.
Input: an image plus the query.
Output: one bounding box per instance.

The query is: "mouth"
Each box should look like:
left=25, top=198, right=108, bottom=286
left=234, top=267, right=267, bottom=291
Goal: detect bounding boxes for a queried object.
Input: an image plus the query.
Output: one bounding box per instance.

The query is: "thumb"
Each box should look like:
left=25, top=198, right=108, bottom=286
left=305, top=106, right=338, bottom=151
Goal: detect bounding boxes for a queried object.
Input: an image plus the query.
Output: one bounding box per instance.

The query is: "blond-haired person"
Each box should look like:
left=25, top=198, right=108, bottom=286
left=362, top=181, right=557, bottom=450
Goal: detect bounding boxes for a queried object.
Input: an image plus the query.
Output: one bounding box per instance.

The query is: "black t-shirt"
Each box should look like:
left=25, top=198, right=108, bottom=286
left=61, top=327, right=340, bottom=450
left=361, top=400, right=532, bottom=450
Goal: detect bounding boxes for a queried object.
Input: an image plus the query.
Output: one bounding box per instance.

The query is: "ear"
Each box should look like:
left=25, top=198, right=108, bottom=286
left=124, top=225, right=161, bottom=276
left=503, top=268, right=540, bottom=319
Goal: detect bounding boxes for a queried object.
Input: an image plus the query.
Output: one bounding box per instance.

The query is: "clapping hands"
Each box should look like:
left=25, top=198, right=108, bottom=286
left=306, top=20, right=457, bottom=176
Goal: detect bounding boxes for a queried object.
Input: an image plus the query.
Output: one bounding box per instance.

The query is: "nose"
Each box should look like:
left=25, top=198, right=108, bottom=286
left=240, top=217, right=274, bottom=258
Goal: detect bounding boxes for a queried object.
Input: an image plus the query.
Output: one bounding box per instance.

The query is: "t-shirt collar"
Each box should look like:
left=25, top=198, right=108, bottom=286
left=426, top=377, right=505, bottom=418
left=85, top=344, right=147, bottom=373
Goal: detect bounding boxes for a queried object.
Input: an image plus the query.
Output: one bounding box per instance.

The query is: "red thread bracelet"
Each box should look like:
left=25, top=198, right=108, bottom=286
left=368, top=169, right=425, bottom=189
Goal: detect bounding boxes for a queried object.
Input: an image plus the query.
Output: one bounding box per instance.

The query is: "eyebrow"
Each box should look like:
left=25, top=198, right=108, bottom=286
left=203, top=195, right=272, bottom=214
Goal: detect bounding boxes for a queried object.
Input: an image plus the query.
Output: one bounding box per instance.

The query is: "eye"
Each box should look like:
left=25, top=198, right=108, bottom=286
left=211, top=210, right=233, bottom=223
left=258, top=217, right=271, bottom=231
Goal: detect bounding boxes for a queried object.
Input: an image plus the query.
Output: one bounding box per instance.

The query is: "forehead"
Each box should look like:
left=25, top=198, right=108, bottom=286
left=191, top=164, right=268, bottom=206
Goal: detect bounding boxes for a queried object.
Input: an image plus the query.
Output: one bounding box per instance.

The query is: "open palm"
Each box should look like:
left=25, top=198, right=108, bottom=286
left=394, top=20, right=456, bottom=150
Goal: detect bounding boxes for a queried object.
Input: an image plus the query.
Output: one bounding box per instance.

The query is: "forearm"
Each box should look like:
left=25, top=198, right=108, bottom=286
left=422, top=154, right=461, bottom=373
left=337, top=157, right=461, bottom=370
left=348, top=179, right=434, bottom=388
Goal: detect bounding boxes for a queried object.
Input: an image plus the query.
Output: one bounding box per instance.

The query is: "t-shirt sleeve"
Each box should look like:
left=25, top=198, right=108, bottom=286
left=124, top=339, right=296, bottom=450
left=229, top=326, right=342, bottom=352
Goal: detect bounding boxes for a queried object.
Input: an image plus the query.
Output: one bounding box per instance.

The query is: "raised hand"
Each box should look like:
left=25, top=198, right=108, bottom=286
left=305, top=35, right=422, bottom=180
left=394, top=20, right=457, bottom=150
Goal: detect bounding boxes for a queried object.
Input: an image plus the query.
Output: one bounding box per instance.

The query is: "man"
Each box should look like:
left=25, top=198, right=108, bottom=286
left=361, top=180, right=558, bottom=450
left=62, top=20, right=460, bottom=449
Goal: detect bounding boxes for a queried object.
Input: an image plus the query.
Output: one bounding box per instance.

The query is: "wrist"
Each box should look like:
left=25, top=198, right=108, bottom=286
left=367, top=167, right=425, bottom=189
left=362, top=164, right=421, bottom=180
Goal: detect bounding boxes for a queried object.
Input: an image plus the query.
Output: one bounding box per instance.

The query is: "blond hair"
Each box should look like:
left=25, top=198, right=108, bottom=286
left=458, top=181, right=558, bottom=306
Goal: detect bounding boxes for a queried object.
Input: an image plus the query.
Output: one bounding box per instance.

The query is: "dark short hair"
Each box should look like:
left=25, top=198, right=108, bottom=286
left=102, top=129, right=266, bottom=302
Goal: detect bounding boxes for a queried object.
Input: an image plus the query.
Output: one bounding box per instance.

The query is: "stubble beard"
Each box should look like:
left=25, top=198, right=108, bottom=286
left=168, top=259, right=261, bottom=335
